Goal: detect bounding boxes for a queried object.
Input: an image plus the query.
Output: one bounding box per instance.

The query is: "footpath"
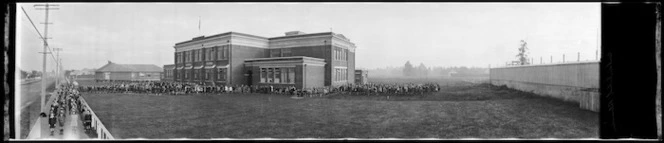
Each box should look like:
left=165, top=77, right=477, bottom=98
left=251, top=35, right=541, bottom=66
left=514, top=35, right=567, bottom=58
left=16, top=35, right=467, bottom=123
left=26, top=92, right=90, bottom=140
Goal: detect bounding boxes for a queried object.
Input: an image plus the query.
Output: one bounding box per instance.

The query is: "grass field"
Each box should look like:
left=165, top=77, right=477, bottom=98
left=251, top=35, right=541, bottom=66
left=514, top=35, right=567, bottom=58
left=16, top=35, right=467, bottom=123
left=81, top=77, right=597, bottom=139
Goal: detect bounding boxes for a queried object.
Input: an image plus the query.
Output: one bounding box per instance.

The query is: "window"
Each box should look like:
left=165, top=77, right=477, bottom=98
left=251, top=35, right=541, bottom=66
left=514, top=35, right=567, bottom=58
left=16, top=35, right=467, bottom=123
left=217, top=68, right=227, bottom=81
left=260, top=67, right=295, bottom=84
left=192, top=50, right=196, bottom=62
left=282, top=48, right=292, bottom=57
left=334, top=68, right=347, bottom=81
left=180, top=52, right=184, bottom=63
left=209, top=48, right=213, bottom=61
left=267, top=68, right=274, bottom=83
left=224, top=47, right=229, bottom=59
left=194, top=69, right=198, bottom=79
left=203, top=48, right=208, bottom=61
left=274, top=68, right=281, bottom=83
left=288, top=68, right=295, bottom=84
left=175, top=53, right=179, bottom=64
left=335, top=69, right=338, bottom=81
left=343, top=50, right=346, bottom=61
left=195, top=50, right=199, bottom=62
left=281, top=68, right=287, bottom=83
left=185, top=70, right=189, bottom=79
left=344, top=69, right=347, bottom=80
left=184, top=51, right=188, bottom=62
left=217, top=46, right=229, bottom=60
left=188, top=51, right=192, bottom=62
left=194, top=50, right=199, bottom=62
left=205, top=69, right=209, bottom=80
left=199, top=49, right=203, bottom=61
left=222, top=47, right=224, bottom=60
left=270, top=49, right=281, bottom=58
left=261, top=68, right=268, bottom=82
left=208, top=48, right=214, bottom=61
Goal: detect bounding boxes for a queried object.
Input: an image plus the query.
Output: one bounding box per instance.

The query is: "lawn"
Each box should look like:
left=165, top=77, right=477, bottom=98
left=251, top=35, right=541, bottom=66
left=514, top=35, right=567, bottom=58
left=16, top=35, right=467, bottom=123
left=81, top=78, right=598, bottom=139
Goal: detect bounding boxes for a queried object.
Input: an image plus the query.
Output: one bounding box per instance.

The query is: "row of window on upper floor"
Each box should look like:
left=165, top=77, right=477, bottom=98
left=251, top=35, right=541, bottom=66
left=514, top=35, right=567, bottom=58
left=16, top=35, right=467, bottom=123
left=175, top=46, right=230, bottom=64
left=334, top=47, right=347, bottom=61
left=176, top=46, right=352, bottom=63
left=269, top=47, right=350, bottom=61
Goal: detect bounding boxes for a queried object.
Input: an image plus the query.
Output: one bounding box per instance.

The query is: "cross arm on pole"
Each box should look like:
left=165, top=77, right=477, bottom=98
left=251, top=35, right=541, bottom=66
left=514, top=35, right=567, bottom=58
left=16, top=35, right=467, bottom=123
left=33, top=4, right=59, bottom=7
left=35, top=8, right=60, bottom=10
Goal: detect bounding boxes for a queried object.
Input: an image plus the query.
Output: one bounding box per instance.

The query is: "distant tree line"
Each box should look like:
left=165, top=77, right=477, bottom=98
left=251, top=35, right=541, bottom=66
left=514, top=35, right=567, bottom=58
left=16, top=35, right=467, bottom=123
left=368, top=61, right=489, bottom=77
left=19, top=70, right=42, bottom=79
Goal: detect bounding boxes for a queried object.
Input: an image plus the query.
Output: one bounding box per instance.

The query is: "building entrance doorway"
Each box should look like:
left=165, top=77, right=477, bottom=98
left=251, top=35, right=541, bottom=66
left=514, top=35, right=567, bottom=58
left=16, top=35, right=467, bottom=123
left=246, top=70, right=253, bottom=86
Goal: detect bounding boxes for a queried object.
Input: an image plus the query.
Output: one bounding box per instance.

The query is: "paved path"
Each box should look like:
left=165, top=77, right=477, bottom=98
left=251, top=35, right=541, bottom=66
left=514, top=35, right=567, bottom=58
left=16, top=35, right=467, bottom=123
left=26, top=93, right=90, bottom=140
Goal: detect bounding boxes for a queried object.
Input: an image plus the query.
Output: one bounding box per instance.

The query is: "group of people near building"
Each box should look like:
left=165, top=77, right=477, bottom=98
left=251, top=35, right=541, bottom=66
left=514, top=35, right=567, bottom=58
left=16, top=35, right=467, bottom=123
left=77, top=81, right=329, bottom=97
left=76, top=80, right=440, bottom=97
left=45, top=82, right=92, bottom=136
left=334, top=83, right=441, bottom=95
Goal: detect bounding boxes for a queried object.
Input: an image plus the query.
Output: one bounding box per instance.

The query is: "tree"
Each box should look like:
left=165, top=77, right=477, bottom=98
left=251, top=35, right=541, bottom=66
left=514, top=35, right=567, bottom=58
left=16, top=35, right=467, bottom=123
left=417, top=63, right=428, bottom=77
left=403, top=61, right=414, bottom=76
left=31, top=70, right=41, bottom=78
left=516, top=40, right=530, bottom=65
left=20, top=70, right=29, bottom=79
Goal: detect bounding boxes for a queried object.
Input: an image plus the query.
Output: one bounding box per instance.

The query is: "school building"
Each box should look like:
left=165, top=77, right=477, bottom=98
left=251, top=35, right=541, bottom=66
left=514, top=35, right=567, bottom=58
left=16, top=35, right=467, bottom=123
left=171, top=31, right=357, bottom=89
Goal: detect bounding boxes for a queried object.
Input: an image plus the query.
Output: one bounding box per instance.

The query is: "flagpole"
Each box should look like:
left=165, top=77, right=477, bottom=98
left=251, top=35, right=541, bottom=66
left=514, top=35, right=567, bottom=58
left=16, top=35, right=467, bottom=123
left=198, top=16, right=201, bottom=36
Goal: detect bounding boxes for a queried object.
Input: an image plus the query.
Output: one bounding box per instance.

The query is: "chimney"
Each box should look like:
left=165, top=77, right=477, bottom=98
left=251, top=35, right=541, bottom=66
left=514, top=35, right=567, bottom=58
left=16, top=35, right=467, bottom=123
left=285, top=31, right=306, bottom=36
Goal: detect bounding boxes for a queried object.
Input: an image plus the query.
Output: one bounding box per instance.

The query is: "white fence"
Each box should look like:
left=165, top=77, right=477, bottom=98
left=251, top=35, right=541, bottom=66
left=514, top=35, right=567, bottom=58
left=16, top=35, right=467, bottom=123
left=490, top=61, right=600, bottom=112
left=78, top=97, right=115, bottom=139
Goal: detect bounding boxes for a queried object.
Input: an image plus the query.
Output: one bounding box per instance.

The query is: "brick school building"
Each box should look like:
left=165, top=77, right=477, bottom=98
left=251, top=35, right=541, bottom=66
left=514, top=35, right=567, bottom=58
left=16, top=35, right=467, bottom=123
left=171, top=31, right=357, bottom=89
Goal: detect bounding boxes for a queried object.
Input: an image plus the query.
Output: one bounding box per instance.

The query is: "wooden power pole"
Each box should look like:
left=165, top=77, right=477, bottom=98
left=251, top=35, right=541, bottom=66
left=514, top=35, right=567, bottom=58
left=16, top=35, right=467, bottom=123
left=34, top=3, right=58, bottom=115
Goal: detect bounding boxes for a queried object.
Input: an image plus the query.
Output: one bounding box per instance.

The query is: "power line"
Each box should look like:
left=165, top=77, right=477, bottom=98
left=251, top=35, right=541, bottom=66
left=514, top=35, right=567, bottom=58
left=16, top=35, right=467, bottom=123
left=20, top=6, right=59, bottom=63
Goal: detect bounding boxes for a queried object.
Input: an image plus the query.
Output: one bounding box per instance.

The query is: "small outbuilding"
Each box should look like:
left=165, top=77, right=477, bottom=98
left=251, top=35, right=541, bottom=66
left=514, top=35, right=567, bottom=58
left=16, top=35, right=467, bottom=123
left=355, top=70, right=368, bottom=84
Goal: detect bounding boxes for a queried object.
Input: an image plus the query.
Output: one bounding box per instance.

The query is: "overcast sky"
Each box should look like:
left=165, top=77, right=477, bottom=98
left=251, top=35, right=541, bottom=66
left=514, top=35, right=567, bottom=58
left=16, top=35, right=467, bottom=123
left=17, top=3, right=600, bottom=71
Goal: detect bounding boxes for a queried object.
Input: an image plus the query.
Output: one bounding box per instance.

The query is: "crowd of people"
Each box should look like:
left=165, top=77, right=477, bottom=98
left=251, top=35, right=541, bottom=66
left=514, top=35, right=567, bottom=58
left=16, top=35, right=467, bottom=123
left=334, top=83, right=440, bottom=95
left=76, top=80, right=440, bottom=97
left=45, top=82, right=92, bottom=136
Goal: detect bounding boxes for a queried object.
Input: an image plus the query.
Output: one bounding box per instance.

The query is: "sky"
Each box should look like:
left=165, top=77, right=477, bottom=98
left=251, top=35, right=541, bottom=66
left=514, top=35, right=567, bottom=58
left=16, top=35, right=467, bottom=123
left=16, top=3, right=601, bottom=71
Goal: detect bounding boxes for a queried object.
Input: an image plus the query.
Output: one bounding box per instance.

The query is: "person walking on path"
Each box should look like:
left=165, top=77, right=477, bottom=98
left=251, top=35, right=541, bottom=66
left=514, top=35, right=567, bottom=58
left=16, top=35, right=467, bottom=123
left=57, top=108, right=66, bottom=135
left=48, top=112, right=57, bottom=136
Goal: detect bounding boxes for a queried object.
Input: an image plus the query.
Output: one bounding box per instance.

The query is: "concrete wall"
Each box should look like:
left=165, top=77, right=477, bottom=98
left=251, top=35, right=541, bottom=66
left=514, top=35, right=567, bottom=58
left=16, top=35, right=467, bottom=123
left=490, top=61, right=599, bottom=112
left=303, top=64, right=325, bottom=89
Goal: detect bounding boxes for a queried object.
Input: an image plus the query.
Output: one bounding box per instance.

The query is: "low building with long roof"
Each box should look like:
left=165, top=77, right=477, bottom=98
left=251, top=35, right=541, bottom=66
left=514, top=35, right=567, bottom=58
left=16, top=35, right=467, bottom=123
left=95, top=61, right=163, bottom=81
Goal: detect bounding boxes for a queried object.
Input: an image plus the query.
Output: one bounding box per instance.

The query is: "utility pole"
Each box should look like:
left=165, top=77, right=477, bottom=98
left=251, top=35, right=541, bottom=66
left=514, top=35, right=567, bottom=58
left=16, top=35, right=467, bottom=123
left=34, top=3, right=58, bottom=116
left=53, top=48, right=62, bottom=87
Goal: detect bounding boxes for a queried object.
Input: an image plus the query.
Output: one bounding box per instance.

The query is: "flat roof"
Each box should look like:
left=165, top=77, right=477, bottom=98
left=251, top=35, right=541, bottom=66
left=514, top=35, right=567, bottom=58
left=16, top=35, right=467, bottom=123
left=175, top=31, right=268, bottom=46
left=176, top=31, right=353, bottom=47
left=268, top=32, right=334, bottom=40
